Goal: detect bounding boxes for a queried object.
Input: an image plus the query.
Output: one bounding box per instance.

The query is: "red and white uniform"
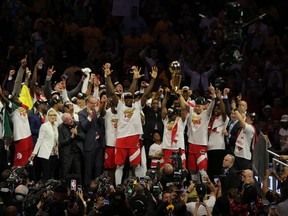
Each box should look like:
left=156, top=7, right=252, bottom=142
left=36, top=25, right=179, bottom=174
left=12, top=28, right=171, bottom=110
left=162, top=116, right=187, bottom=166
left=104, top=108, right=118, bottom=168
left=234, top=123, right=256, bottom=160
left=149, top=143, right=164, bottom=168
left=187, top=100, right=215, bottom=171
left=10, top=103, right=33, bottom=166
left=116, top=100, right=143, bottom=139
left=208, top=115, right=229, bottom=150
left=115, top=100, right=143, bottom=166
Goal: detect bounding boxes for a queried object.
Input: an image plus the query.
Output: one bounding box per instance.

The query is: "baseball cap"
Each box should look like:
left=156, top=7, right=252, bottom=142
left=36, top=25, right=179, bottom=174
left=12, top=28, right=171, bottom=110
left=134, top=91, right=140, bottom=96
left=51, top=91, right=60, bottom=97
left=50, top=96, right=62, bottom=106
left=33, top=99, right=47, bottom=109
left=247, top=112, right=257, bottom=123
left=195, top=97, right=206, bottom=105
left=64, top=101, right=73, bottom=108
left=99, top=85, right=106, bottom=91
left=124, top=92, right=133, bottom=99
left=182, top=86, right=190, bottom=91
left=71, top=97, right=77, bottom=104
left=114, top=81, right=121, bottom=87
left=280, top=114, right=288, bottom=122
left=77, top=93, right=86, bottom=100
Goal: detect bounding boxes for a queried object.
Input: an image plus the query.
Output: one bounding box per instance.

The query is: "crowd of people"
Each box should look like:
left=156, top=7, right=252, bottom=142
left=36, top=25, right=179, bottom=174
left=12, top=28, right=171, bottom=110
left=1, top=0, right=288, bottom=215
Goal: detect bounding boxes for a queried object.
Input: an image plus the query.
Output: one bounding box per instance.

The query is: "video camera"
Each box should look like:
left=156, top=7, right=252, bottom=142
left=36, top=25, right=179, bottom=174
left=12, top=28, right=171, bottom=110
left=146, top=162, right=163, bottom=199
left=169, top=148, right=185, bottom=188
left=96, top=175, right=111, bottom=198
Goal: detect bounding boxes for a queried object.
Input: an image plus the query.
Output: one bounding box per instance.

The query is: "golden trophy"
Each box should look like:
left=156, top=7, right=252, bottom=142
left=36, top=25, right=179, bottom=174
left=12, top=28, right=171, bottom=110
left=169, top=61, right=182, bottom=93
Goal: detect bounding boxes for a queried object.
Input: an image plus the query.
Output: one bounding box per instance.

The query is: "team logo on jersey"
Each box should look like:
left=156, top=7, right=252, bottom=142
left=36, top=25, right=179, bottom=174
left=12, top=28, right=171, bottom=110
left=18, top=107, right=27, bottom=117
left=124, top=107, right=135, bottom=119
left=16, top=153, right=23, bottom=160
left=192, top=115, right=201, bottom=125
left=167, top=121, right=175, bottom=131
left=111, top=118, right=118, bottom=129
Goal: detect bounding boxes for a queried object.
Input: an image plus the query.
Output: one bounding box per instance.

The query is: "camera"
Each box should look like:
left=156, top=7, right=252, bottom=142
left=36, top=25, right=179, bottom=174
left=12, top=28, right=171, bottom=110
left=169, top=149, right=185, bottom=188
left=146, top=163, right=162, bottom=198
left=96, top=175, right=111, bottom=198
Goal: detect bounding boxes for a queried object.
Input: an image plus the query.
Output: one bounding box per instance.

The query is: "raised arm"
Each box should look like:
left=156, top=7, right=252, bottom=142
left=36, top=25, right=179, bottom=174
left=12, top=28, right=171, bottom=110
left=0, top=86, right=10, bottom=105
left=216, top=89, right=227, bottom=122
left=11, top=56, right=27, bottom=98
left=103, top=63, right=118, bottom=106
left=44, top=66, right=56, bottom=102
left=30, top=58, right=44, bottom=96
left=161, top=88, right=169, bottom=120
left=206, top=83, right=216, bottom=117
left=130, top=66, right=143, bottom=95
left=231, top=99, right=246, bottom=129
left=141, top=66, right=158, bottom=107
left=68, top=78, right=84, bottom=99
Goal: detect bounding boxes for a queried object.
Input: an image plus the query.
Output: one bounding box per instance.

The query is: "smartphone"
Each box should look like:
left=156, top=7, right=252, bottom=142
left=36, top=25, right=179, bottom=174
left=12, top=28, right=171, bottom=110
left=214, top=177, right=219, bottom=185
left=104, top=199, right=110, bottom=205
left=70, top=179, right=77, bottom=191
left=139, top=177, right=145, bottom=184
left=269, top=163, right=273, bottom=172
left=77, top=185, right=82, bottom=192
left=62, top=74, right=69, bottom=80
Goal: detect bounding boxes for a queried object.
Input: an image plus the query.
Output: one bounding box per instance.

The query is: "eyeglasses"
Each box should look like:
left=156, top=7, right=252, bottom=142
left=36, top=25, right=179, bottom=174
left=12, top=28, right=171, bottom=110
left=88, top=101, right=97, bottom=105
left=48, top=114, right=57, bottom=117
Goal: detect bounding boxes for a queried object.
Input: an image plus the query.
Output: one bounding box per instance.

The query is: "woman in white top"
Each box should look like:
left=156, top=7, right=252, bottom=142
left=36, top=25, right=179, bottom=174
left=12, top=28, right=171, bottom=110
left=30, top=109, right=59, bottom=180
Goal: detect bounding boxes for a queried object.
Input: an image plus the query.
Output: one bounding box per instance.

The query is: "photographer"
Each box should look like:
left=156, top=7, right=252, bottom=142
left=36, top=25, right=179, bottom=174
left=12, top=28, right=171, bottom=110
left=185, top=175, right=216, bottom=216
left=129, top=182, right=156, bottom=216
left=159, top=163, right=187, bottom=191
left=155, top=191, right=171, bottom=216
left=166, top=185, right=190, bottom=216
left=94, top=186, right=134, bottom=216
left=39, top=184, right=68, bottom=216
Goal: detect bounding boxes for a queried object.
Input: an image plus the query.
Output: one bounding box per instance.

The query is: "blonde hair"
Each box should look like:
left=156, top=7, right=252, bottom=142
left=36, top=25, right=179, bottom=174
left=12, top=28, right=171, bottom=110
left=47, top=109, right=57, bottom=116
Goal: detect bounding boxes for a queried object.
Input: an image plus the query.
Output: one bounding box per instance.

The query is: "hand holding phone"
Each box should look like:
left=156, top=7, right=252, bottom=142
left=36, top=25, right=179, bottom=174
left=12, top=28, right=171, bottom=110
left=71, top=179, right=77, bottom=191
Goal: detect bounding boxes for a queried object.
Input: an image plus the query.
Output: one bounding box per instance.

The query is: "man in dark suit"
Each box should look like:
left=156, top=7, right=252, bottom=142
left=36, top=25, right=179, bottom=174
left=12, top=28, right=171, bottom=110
left=58, top=113, right=85, bottom=182
left=219, top=154, right=241, bottom=196
left=224, top=109, right=241, bottom=155
left=78, top=95, right=105, bottom=185
left=143, top=98, right=164, bottom=168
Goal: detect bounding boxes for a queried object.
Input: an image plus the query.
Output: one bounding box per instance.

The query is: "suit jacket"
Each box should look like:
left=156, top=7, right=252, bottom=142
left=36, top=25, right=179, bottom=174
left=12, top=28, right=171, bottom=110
left=33, top=122, right=58, bottom=159
left=143, top=106, right=164, bottom=139
left=221, top=166, right=241, bottom=195
left=58, top=121, right=85, bottom=158
left=78, top=108, right=105, bottom=152
left=226, top=120, right=241, bottom=147
left=28, top=112, right=43, bottom=145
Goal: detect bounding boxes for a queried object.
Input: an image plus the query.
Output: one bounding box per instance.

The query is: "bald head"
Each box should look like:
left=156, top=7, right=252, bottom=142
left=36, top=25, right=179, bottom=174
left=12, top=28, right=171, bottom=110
left=242, top=169, right=254, bottom=185
left=163, top=163, right=174, bottom=175
left=62, top=113, right=73, bottom=126
left=239, top=100, right=248, bottom=114
left=15, top=184, right=29, bottom=201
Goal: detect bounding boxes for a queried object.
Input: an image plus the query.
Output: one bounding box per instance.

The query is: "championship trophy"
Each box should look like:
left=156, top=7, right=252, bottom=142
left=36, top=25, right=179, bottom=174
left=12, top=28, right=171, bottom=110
left=169, top=61, right=182, bottom=93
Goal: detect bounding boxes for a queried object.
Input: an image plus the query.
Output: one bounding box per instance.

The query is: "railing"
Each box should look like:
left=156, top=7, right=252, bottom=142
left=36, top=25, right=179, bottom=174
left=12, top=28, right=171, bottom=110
left=267, top=149, right=288, bottom=193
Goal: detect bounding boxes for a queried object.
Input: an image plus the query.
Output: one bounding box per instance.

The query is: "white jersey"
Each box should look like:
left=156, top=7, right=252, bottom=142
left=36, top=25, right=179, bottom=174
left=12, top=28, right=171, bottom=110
left=116, top=100, right=143, bottom=138
left=187, top=100, right=214, bottom=146
left=104, top=108, right=118, bottom=147
left=234, top=123, right=255, bottom=160
left=149, top=143, right=164, bottom=165
left=10, top=103, right=31, bottom=141
left=208, top=115, right=229, bottom=150
left=162, top=116, right=187, bottom=150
